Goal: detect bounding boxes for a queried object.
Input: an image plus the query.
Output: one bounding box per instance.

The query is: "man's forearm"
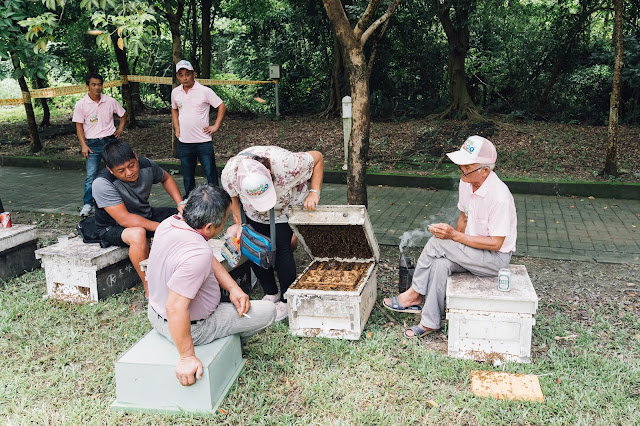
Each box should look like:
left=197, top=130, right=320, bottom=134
left=76, top=123, right=87, bottom=145
left=171, top=108, right=180, bottom=134
left=117, top=112, right=127, bottom=131
left=167, top=308, right=196, bottom=358
left=161, top=173, right=184, bottom=206
left=212, top=257, right=242, bottom=292
left=213, top=103, right=226, bottom=128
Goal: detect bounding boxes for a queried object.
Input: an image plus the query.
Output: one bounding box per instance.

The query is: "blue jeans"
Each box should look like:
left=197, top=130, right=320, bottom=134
left=177, top=141, right=219, bottom=196
left=83, top=136, right=116, bottom=205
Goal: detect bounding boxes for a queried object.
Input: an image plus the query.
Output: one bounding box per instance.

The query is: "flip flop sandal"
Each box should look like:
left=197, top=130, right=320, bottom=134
left=404, top=325, right=435, bottom=339
left=383, top=295, right=422, bottom=313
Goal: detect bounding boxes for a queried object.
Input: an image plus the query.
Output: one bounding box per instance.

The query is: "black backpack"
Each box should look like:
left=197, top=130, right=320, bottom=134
left=76, top=216, right=111, bottom=248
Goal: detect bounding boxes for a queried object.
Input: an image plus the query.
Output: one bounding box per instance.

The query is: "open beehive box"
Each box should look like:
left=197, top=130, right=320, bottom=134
left=285, top=205, right=379, bottom=340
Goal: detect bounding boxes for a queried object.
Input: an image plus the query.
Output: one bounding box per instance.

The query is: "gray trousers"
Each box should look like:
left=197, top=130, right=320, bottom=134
left=148, top=300, right=276, bottom=345
left=412, top=237, right=511, bottom=329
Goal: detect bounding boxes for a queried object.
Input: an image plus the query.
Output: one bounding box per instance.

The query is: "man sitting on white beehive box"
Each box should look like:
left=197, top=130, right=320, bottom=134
left=146, top=185, right=276, bottom=386
left=384, top=136, right=518, bottom=338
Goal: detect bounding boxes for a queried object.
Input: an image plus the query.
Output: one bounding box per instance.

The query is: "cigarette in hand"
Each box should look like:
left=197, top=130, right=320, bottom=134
left=242, top=313, right=252, bottom=318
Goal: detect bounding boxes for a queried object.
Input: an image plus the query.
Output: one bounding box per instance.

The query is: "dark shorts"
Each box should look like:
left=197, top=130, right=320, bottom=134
left=100, top=207, right=178, bottom=247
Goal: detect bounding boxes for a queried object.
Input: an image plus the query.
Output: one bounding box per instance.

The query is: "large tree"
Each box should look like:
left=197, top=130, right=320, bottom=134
left=432, top=0, right=481, bottom=120
left=1, top=0, right=59, bottom=152
left=604, top=0, right=623, bottom=176
left=322, top=0, right=401, bottom=206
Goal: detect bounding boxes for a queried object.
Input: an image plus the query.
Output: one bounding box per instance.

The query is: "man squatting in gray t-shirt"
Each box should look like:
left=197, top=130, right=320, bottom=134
left=92, top=140, right=185, bottom=298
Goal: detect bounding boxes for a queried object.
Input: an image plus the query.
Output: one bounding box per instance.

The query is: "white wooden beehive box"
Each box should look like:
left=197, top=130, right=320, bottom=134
left=285, top=205, right=379, bottom=340
left=35, top=237, right=138, bottom=303
left=0, top=224, right=39, bottom=282
left=445, top=264, right=538, bottom=363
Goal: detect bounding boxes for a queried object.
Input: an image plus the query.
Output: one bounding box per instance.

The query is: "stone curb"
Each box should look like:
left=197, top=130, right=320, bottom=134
left=1, top=155, right=639, bottom=200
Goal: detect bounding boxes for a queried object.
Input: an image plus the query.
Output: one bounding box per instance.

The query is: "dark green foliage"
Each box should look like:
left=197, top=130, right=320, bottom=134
left=2, top=0, right=639, bottom=124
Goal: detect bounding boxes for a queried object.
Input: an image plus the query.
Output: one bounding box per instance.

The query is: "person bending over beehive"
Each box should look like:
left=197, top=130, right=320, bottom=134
left=384, top=136, right=517, bottom=338
left=146, top=185, right=276, bottom=386
left=221, top=146, right=324, bottom=322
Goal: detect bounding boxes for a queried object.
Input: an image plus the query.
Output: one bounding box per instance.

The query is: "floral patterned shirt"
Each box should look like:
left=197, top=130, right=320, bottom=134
left=221, top=146, right=315, bottom=224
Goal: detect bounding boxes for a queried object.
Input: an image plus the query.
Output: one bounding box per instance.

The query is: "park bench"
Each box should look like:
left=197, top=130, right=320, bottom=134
left=112, top=330, right=244, bottom=414
left=0, top=224, right=40, bottom=282
left=445, top=264, right=538, bottom=364
left=34, top=237, right=138, bottom=303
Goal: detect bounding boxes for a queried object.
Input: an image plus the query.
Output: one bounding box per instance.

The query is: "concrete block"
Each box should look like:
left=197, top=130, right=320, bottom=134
left=446, top=265, right=538, bottom=363
left=112, top=330, right=245, bottom=414
left=0, top=225, right=39, bottom=281
left=35, top=237, right=138, bottom=302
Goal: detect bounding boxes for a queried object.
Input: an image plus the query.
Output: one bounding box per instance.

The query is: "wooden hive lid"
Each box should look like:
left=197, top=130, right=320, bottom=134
left=288, top=205, right=379, bottom=262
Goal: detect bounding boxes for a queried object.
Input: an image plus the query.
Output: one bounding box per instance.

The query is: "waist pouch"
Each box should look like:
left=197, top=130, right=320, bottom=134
left=240, top=208, right=276, bottom=269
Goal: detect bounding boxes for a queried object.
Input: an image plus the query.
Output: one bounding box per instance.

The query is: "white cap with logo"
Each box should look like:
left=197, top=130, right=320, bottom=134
left=175, top=60, right=194, bottom=72
left=237, top=159, right=276, bottom=212
left=446, top=135, right=497, bottom=165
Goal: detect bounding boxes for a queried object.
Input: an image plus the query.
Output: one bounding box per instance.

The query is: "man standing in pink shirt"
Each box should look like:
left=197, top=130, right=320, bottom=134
left=384, top=136, right=517, bottom=338
left=73, top=72, right=127, bottom=216
left=171, top=60, right=227, bottom=197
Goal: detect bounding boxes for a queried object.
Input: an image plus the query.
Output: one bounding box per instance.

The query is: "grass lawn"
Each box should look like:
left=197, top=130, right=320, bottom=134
left=1, top=250, right=638, bottom=425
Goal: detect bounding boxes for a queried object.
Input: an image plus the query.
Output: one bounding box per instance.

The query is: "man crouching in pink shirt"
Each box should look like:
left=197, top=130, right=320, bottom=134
left=384, top=136, right=517, bottom=339
left=147, top=185, right=276, bottom=386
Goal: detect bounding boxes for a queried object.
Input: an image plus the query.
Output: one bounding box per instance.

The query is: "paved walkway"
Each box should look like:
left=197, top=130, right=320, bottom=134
left=1, top=166, right=639, bottom=264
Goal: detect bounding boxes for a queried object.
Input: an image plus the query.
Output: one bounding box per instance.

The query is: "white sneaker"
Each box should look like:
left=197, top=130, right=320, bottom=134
left=262, top=292, right=281, bottom=303
left=275, top=301, right=288, bottom=321
left=80, top=204, right=92, bottom=216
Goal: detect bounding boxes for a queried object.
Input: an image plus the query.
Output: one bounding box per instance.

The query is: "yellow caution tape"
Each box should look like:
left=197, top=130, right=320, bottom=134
left=0, top=75, right=276, bottom=106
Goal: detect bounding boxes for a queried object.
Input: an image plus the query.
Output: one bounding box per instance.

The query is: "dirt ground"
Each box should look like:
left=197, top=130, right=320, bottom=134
left=1, top=112, right=639, bottom=182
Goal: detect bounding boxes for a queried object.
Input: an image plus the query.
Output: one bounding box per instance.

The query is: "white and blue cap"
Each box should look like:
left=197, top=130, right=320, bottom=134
left=175, top=60, right=194, bottom=73
left=446, top=135, right=497, bottom=165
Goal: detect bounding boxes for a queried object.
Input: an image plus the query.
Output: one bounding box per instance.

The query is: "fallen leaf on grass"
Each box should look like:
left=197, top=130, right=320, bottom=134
left=90, top=393, right=102, bottom=400
left=555, top=378, right=562, bottom=384
left=554, top=334, right=577, bottom=341
left=634, top=334, right=640, bottom=340
left=366, top=331, right=372, bottom=338
left=218, top=408, right=227, bottom=414
left=427, top=399, right=439, bottom=407
left=627, top=283, right=637, bottom=287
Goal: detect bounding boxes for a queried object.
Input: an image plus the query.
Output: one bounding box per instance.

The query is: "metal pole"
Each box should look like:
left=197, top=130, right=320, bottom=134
left=275, top=81, right=280, bottom=117
left=341, top=95, right=352, bottom=171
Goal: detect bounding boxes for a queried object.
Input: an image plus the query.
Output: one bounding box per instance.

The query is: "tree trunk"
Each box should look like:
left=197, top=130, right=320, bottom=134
left=604, top=0, right=623, bottom=176
left=189, top=0, right=200, bottom=75
left=110, top=32, right=137, bottom=128
left=164, top=0, right=185, bottom=158
left=11, top=53, right=42, bottom=153
left=345, top=53, right=370, bottom=206
left=201, top=0, right=213, bottom=78
left=445, top=49, right=481, bottom=120
left=433, top=0, right=481, bottom=120
left=33, top=76, right=51, bottom=127
left=321, top=35, right=344, bottom=117
left=535, top=53, right=566, bottom=115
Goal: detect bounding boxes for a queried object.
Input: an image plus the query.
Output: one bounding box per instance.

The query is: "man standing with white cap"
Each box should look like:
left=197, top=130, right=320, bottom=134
left=221, top=146, right=324, bottom=321
left=384, top=135, right=517, bottom=338
left=171, top=59, right=227, bottom=196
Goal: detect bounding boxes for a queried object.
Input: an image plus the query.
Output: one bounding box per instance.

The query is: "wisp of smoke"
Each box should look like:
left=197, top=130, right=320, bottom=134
left=399, top=217, right=434, bottom=253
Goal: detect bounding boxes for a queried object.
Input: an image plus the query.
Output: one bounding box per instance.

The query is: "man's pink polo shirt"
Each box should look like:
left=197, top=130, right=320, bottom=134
left=457, top=171, right=518, bottom=253
left=72, top=94, right=125, bottom=139
left=171, top=80, right=223, bottom=143
left=147, top=215, right=221, bottom=321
